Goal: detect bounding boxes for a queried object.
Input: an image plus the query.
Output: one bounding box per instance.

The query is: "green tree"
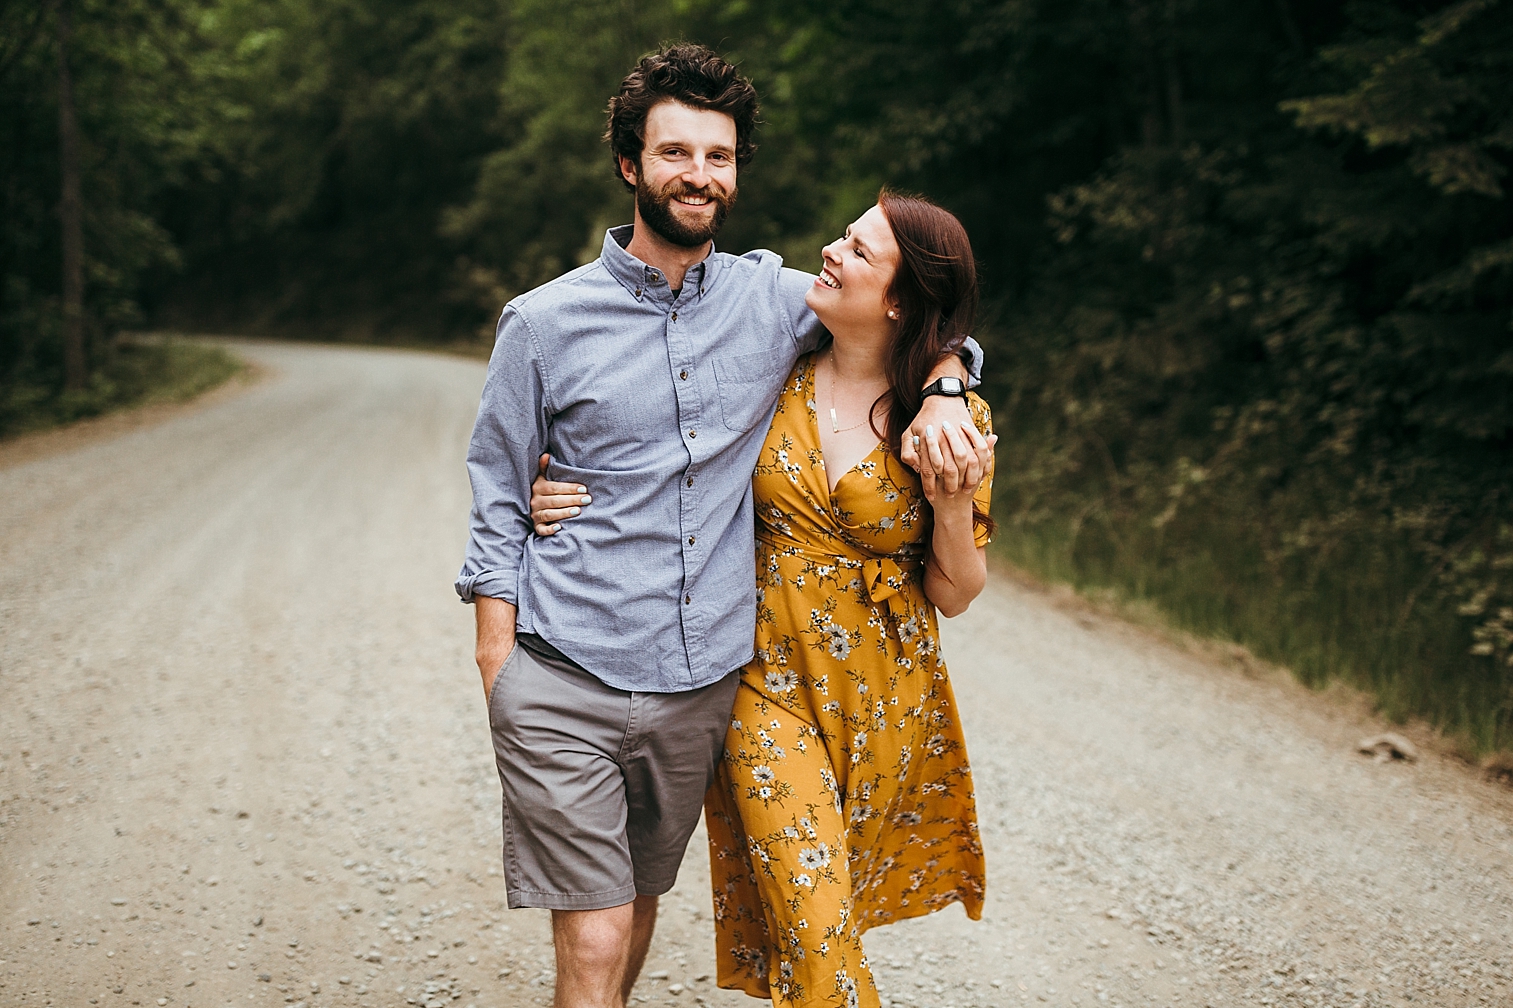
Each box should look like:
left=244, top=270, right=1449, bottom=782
left=0, top=0, right=225, bottom=431
left=991, top=0, right=1513, bottom=744
left=157, top=0, right=512, bottom=338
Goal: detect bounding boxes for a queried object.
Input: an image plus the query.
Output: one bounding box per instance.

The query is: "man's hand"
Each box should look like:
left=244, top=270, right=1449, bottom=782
left=528, top=453, right=593, bottom=535
left=475, top=595, right=518, bottom=699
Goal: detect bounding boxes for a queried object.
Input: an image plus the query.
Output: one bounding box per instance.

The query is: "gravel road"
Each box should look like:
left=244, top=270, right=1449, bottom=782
left=2, top=340, right=1511, bottom=1008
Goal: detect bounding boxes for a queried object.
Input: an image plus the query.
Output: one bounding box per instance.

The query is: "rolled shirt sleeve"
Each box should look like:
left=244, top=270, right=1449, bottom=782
left=957, top=336, right=984, bottom=387
left=455, top=306, right=550, bottom=604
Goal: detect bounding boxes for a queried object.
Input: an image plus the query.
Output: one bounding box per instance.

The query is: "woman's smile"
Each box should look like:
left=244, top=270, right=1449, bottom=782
left=805, top=205, right=901, bottom=327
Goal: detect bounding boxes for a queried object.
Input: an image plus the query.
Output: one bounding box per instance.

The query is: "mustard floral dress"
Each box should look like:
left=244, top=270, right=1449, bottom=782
left=705, top=353, right=992, bottom=1007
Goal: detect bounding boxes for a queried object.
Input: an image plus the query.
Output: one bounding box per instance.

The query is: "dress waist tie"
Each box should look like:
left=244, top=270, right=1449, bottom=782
left=756, top=532, right=923, bottom=612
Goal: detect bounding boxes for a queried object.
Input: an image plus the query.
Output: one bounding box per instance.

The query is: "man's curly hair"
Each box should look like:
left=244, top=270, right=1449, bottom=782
left=604, top=44, right=760, bottom=191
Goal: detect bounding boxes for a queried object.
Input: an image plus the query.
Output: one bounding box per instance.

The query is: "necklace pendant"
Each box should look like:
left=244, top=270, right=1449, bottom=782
left=830, top=408, right=840, bottom=433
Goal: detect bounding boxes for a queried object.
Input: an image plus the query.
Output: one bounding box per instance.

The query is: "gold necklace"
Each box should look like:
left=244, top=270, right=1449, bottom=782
left=826, top=351, right=881, bottom=433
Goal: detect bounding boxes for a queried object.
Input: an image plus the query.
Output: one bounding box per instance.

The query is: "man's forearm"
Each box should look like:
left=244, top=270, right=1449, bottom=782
left=927, top=352, right=969, bottom=384
left=475, top=594, right=518, bottom=676
left=903, top=353, right=976, bottom=473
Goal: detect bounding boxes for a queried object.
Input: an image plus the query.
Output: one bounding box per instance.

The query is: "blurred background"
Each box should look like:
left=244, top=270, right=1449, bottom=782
left=3, top=0, right=1511, bottom=757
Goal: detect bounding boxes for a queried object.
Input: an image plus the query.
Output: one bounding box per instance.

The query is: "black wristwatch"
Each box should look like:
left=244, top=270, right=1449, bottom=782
left=921, top=376, right=967, bottom=400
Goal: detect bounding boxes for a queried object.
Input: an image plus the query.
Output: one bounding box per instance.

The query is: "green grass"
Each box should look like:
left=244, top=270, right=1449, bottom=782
left=993, top=512, right=1512, bottom=757
left=0, top=335, right=244, bottom=439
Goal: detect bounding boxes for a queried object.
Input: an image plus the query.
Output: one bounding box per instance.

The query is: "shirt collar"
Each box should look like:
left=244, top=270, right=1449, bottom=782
left=600, top=225, right=715, bottom=302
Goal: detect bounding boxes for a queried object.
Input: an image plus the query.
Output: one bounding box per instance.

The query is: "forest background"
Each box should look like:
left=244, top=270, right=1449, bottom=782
left=4, top=0, right=1512, bottom=753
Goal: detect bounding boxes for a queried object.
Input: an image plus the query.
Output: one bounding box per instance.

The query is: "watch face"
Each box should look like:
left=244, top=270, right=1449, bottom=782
left=941, top=377, right=964, bottom=394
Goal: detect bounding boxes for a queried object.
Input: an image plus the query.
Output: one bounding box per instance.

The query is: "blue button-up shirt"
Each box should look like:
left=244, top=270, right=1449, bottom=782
left=457, top=225, right=979, bottom=693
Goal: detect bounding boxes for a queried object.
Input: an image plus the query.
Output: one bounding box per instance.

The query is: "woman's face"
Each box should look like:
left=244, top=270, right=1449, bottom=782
left=806, top=204, right=901, bottom=331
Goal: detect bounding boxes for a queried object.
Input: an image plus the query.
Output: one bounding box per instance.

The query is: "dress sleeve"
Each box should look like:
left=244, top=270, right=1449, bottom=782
left=967, top=394, right=995, bottom=548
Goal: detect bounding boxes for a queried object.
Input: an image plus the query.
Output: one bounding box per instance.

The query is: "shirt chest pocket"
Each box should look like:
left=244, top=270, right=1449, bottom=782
left=713, top=350, right=788, bottom=432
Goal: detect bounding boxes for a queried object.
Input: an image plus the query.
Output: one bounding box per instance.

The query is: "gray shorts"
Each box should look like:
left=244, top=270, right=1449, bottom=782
left=486, top=635, right=740, bottom=911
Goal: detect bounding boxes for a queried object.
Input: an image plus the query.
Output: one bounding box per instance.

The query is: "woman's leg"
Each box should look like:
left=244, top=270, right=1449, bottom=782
left=706, top=756, right=775, bottom=998
left=717, top=683, right=879, bottom=1008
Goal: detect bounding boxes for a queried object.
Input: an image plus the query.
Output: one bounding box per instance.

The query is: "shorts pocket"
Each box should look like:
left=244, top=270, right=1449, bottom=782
left=486, top=643, right=522, bottom=726
left=714, top=350, right=786, bottom=432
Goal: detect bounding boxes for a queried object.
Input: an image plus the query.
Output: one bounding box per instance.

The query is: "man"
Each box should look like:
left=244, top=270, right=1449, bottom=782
left=456, top=44, right=981, bottom=1008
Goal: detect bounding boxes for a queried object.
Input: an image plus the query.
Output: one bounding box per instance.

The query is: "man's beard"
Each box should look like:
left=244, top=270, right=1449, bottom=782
left=636, top=177, right=736, bottom=248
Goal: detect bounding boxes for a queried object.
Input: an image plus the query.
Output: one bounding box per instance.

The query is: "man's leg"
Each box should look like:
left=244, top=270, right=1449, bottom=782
left=619, top=894, right=659, bottom=1004
left=488, top=643, right=644, bottom=1005
left=614, top=671, right=740, bottom=998
left=552, top=903, right=636, bottom=1008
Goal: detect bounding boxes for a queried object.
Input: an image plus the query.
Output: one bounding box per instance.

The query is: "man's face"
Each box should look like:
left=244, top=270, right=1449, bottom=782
left=620, top=100, right=738, bottom=248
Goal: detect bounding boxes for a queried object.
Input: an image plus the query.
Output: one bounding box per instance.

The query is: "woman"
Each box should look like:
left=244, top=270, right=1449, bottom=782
left=535, top=190, right=994, bottom=1007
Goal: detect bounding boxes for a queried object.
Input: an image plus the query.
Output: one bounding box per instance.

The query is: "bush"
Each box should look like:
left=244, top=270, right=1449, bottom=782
left=0, top=336, right=243, bottom=439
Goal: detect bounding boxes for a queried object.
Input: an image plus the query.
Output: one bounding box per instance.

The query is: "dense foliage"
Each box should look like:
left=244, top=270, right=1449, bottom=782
left=4, top=0, right=1510, bottom=746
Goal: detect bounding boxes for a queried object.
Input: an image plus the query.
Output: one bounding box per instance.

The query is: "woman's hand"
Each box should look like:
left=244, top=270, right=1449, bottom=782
left=916, top=421, right=995, bottom=507
left=528, top=454, right=593, bottom=535
left=919, top=420, right=994, bottom=618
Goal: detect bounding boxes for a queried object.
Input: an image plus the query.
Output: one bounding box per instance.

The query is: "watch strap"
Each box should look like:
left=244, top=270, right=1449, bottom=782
left=921, top=377, right=967, bottom=399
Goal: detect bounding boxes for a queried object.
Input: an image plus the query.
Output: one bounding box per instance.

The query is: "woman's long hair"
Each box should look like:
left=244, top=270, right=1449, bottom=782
left=868, top=188, right=996, bottom=540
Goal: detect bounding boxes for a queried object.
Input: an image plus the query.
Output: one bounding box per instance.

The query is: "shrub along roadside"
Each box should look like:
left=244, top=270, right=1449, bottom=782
left=980, top=2, right=1513, bottom=760
left=993, top=510, right=1507, bottom=756
left=0, top=335, right=243, bottom=440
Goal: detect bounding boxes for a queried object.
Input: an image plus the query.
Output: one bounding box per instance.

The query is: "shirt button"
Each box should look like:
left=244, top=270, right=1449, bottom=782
left=635, top=287, right=642, bottom=297
left=680, top=370, right=688, bottom=380
left=688, top=536, right=696, bottom=545
left=671, top=311, right=678, bottom=321
left=685, top=595, right=692, bottom=605
left=686, top=476, right=694, bottom=487
left=688, top=429, right=697, bottom=439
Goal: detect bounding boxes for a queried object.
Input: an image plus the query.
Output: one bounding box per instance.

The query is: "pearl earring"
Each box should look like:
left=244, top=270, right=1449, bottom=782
left=888, top=310, right=899, bottom=320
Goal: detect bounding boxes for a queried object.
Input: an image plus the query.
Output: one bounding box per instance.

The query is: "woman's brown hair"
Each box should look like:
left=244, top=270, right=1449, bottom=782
left=870, top=188, right=995, bottom=540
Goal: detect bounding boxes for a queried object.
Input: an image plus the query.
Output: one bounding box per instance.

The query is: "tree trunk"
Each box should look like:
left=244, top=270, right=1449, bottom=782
left=1162, top=0, right=1185, bottom=145
left=1274, top=0, right=1305, bottom=54
left=1163, top=53, right=1184, bottom=145
left=55, top=0, right=86, bottom=392
left=1128, top=1, right=1164, bottom=147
